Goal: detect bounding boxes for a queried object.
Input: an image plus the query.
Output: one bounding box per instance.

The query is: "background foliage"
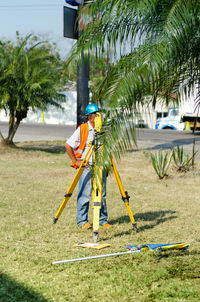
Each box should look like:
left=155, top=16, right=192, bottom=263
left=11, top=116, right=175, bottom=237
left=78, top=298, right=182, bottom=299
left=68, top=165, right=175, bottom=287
left=0, top=33, right=67, bottom=145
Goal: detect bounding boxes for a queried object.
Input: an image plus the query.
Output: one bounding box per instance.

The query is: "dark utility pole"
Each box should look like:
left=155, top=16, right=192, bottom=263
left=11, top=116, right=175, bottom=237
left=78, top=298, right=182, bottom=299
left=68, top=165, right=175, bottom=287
left=77, top=51, right=89, bottom=126
left=64, top=0, right=89, bottom=126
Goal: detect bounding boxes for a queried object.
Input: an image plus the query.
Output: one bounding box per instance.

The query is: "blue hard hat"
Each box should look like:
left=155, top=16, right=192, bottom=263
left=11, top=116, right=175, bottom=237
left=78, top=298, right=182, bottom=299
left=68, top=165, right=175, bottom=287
left=85, top=103, right=100, bottom=115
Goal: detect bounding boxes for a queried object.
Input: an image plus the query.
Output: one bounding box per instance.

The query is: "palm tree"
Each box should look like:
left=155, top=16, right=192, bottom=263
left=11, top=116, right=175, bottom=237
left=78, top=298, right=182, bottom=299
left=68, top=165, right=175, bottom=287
left=64, top=53, right=112, bottom=95
left=0, top=33, right=66, bottom=146
left=67, top=0, right=200, bottom=162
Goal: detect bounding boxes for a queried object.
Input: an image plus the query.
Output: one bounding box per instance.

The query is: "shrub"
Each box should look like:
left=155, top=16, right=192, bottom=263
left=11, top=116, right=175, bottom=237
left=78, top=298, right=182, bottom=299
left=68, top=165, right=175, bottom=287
left=172, top=146, right=195, bottom=172
left=151, top=150, right=173, bottom=179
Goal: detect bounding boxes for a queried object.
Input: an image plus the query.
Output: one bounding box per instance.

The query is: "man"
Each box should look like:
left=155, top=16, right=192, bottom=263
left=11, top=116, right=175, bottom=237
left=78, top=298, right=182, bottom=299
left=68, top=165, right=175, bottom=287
left=64, top=103, right=112, bottom=230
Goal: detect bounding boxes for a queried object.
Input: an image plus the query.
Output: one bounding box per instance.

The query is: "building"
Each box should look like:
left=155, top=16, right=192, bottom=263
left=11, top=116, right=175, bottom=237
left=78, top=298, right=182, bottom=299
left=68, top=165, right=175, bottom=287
left=0, top=90, right=197, bottom=129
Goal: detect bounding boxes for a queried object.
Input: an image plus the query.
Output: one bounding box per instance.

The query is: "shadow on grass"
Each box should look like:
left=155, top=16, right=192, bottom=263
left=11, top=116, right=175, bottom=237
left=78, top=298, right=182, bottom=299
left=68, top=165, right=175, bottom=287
left=110, top=210, right=177, bottom=225
left=0, top=272, right=49, bottom=302
left=105, top=210, right=177, bottom=238
left=18, top=143, right=65, bottom=154
left=137, top=215, right=177, bottom=232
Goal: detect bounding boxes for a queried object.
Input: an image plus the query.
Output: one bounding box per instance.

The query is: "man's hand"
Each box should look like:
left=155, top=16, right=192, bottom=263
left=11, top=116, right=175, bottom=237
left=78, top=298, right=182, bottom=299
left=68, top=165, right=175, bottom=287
left=74, top=159, right=82, bottom=168
left=64, top=143, right=87, bottom=169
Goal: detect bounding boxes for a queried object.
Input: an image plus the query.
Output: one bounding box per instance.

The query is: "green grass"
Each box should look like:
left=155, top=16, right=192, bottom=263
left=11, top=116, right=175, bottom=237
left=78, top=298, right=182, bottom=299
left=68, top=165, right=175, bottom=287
left=0, top=141, right=200, bottom=301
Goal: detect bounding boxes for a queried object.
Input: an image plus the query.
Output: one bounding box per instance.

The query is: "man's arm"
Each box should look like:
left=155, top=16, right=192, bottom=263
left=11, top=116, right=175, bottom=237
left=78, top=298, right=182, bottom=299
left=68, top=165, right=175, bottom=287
left=64, top=143, right=82, bottom=168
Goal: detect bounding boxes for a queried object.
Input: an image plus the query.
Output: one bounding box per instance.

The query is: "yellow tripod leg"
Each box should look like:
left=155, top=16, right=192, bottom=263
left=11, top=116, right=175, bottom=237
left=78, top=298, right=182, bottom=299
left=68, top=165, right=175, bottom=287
left=111, top=157, right=137, bottom=232
left=92, top=170, right=103, bottom=242
left=92, top=149, right=103, bottom=242
left=53, top=144, right=94, bottom=224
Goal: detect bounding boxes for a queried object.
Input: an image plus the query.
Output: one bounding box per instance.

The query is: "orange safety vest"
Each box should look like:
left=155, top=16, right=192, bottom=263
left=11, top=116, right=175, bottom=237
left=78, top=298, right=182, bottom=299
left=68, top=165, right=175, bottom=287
left=71, top=122, right=89, bottom=169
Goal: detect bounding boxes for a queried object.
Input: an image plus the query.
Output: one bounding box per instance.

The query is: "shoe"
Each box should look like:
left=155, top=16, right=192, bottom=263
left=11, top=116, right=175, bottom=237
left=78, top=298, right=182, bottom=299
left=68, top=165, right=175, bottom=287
left=101, top=223, right=112, bottom=228
left=81, top=222, right=92, bottom=230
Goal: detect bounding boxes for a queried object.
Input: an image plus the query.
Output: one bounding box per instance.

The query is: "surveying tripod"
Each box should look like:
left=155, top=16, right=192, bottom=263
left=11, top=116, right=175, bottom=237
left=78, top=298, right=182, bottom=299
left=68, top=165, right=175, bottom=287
left=53, top=113, right=137, bottom=242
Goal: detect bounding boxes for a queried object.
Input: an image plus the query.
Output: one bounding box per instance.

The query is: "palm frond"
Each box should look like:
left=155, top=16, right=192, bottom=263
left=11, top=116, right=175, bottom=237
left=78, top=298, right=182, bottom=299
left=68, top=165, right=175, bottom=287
left=66, top=0, right=200, bottom=158
left=94, top=108, right=137, bottom=171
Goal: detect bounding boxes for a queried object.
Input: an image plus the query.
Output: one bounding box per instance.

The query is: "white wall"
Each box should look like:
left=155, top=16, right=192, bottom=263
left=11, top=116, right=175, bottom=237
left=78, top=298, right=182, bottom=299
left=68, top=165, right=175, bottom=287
left=0, top=89, right=197, bottom=128
left=0, top=91, right=77, bottom=125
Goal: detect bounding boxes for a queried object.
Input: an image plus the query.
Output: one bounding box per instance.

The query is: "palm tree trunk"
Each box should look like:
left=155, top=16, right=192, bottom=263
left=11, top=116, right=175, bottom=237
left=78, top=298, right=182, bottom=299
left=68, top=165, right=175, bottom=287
left=8, top=111, right=15, bottom=140
left=2, top=111, right=20, bottom=146
left=9, top=120, right=21, bottom=142
left=0, top=112, right=16, bottom=146
left=0, top=130, right=4, bottom=141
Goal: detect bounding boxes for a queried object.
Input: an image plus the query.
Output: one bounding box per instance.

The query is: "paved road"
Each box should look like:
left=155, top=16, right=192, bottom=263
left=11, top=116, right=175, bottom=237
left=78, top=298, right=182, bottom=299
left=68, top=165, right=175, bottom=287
left=136, top=128, right=200, bottom=152
left=0, top=122, right=76, bottom=143
left=1, top=122, right=200, bottom=152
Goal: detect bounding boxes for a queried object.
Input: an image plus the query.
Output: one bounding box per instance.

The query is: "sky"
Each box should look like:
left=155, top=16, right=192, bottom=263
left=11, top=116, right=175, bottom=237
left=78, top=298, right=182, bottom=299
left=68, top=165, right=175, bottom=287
left=0, top=0, right=75, bottom=58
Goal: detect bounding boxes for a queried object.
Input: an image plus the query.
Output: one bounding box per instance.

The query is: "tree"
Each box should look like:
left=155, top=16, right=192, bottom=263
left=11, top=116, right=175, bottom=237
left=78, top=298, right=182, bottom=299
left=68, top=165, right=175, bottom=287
left=64, top=53, right=112, bottom=98
left=0, top=33, right=67, bottom=146
left=67, top=0, right=200, bottom=162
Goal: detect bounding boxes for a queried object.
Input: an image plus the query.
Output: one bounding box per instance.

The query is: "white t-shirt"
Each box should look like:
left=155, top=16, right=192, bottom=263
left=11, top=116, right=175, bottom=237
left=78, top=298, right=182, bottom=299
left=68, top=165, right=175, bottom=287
left=66, top=121, right=94, bottom=164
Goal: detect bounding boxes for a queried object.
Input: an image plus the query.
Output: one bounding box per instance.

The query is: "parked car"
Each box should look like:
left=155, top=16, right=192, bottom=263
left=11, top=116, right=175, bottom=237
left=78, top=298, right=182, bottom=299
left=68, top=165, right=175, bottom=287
left=155, top=107, right=185, bottom=130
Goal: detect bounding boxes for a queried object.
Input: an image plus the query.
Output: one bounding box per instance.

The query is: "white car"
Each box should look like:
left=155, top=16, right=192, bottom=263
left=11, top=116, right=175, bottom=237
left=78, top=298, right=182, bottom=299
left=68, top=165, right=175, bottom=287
left=155, top=107, right=185, bottom=131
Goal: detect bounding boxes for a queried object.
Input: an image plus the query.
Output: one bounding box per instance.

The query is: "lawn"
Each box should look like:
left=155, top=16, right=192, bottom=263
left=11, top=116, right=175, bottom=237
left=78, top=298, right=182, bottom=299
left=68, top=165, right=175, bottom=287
left=0, top=141, right=200, bottom=302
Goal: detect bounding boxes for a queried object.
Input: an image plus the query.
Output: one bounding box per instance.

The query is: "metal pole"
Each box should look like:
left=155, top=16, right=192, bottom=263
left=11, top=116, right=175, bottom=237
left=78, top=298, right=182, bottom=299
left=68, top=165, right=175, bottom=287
left=77, top=50, right=89, bottom=126
left=63, top=1, right=89, bottom=126
left=52, top=250, right=140, bottom=264
left=77, top=2, right=89, bottom=127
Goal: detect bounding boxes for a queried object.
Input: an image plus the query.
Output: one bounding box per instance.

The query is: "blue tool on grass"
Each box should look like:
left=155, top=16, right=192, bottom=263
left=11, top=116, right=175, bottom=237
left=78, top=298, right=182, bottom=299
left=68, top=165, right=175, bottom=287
left=126, top=242, right=190, bottom=252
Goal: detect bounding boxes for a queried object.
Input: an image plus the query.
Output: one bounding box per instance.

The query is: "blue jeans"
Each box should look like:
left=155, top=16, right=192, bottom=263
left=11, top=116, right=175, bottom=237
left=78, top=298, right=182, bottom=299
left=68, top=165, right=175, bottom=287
left=77, top=167, right=108, bottom=226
